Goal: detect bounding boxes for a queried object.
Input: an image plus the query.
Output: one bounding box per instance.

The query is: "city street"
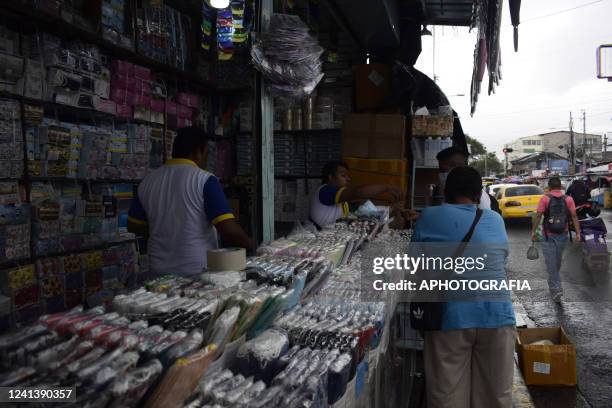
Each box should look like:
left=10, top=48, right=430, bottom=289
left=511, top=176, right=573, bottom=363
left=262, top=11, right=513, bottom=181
left=506, top=214, right=612, bottom=408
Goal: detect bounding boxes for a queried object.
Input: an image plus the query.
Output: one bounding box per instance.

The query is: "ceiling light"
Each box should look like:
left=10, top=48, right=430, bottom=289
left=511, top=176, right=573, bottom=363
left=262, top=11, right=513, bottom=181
left=420, top=25, right=432, bottom=36
left=210, top=0, right=230, bottom=9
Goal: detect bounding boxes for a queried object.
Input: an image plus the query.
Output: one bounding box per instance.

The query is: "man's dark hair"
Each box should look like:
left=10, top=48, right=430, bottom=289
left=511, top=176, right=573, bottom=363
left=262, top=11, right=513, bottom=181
left=444, top=166, right=482, bottom=203
left=322, top=160, right=348, bottom=183
left=548, top=177, right=562, bottom=189
left=436, top=146, right=468, bottom=162
left=172, top=127, right=209, bottom=158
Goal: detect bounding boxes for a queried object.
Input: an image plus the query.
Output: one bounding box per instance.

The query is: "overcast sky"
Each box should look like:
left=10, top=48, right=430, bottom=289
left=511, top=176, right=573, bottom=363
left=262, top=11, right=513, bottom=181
left=414, top=0, right=612, bottom=157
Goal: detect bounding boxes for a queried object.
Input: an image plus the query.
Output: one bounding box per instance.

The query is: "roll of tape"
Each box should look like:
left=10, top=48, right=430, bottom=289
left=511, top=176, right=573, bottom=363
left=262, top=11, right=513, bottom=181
left=207, top=247, right=246, bottom=271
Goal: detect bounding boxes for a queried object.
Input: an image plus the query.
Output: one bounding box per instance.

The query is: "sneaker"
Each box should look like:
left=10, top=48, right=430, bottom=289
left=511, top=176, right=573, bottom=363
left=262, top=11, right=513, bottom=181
left=552, top=291, right=563, bottom=303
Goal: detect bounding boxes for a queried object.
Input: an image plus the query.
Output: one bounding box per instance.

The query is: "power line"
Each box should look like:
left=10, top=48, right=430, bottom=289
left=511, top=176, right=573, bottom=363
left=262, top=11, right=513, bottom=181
left=522, top=0, right=605, bottom=23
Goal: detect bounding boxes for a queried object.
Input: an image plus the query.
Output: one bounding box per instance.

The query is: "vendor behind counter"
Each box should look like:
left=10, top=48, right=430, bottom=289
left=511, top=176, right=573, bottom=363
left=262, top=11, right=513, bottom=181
left=309, top=160, right=404, bottom=229
left=128, top=127, right=254, bottom=278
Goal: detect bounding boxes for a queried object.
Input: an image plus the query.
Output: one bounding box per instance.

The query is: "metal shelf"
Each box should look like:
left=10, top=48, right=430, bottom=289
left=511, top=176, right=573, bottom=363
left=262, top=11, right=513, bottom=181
left=29, top=177, right=140, bottom=184
left=2, top=92, right=165, bottom=128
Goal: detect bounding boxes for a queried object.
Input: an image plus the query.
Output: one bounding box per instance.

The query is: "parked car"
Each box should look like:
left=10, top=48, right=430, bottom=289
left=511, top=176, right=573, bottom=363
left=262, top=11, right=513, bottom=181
left=496, top=185, right=544, bottom=219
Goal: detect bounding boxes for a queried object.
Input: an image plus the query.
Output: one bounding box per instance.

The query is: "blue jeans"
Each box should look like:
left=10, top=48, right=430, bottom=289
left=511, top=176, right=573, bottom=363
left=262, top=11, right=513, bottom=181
left=542, top=234, right=568, bottom=293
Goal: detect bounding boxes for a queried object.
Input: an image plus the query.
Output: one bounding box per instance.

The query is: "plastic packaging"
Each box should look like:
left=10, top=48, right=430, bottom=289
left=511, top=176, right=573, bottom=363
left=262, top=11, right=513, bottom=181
left=108, top=359, right=163, bottom=407
left=0, top=324, right=48, bottom=350
left=207, top=306, right=240, bottom=351
left=237, top=328, right=290, bottom=384
left=159, top=329, right=204, bottom=368
left=93, top=351, right=140, bottom=387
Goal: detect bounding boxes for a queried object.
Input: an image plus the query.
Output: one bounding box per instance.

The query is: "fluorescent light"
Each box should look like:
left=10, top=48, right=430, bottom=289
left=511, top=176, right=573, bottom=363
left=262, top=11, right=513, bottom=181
left=210, top=0, right=230, bottom=9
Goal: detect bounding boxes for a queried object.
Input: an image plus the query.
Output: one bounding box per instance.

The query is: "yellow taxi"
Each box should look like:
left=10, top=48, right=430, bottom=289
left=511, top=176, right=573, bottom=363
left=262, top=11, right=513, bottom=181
left=496, top=185, right=544, bottom=219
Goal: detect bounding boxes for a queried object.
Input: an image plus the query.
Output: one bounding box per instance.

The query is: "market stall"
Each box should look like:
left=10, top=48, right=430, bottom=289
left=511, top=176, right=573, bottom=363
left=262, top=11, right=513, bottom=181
left=0, top=215, right=402, bottom=407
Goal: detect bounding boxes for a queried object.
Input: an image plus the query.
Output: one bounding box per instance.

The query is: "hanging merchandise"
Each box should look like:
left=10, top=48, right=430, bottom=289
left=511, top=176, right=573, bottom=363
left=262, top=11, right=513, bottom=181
left=250, top=14, right=324, bottom=98
left=217, top=7, right=235, bottom=61
left=469, top=0, right=504, bottom=115
left=201, top=1, right=215, bottom=52
left=231, top=0, right=248, bottom=44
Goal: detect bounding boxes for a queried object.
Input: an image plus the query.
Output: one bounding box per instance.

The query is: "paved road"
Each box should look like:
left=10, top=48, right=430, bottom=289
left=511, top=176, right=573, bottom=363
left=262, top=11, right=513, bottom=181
left=506, top=214, right=612, bottom=408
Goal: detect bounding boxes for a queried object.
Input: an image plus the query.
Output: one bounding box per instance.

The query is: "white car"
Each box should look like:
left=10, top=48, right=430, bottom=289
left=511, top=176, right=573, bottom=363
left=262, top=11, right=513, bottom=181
left=488, top=183, right=518, bottom=197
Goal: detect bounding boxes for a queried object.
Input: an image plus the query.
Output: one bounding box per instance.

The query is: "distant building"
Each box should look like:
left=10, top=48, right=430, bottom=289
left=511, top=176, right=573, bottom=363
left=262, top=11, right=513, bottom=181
left=510, top=152, right=569, bottom=176
left=506, top=131, right=603, bottom=168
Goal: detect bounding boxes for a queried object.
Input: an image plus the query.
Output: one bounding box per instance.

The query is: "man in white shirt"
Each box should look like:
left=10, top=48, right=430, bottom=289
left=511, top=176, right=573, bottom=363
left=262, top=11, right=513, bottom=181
left=432, top=146, right=491, bottom=210
left=128, top=127, right=253, bottom=277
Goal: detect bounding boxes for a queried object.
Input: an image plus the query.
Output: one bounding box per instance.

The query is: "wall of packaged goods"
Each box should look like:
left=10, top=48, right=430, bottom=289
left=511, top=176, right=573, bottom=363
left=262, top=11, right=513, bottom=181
left=0, top=0, right=232, bottom=330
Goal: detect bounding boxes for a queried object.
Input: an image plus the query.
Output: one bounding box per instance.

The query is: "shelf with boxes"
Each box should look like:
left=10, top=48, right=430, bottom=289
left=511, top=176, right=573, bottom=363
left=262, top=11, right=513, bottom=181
left=0, top=238, right=140, bottom=331
left=409, top=112, right=455, bottom=210
left=2, top=1, right=215, bottom=92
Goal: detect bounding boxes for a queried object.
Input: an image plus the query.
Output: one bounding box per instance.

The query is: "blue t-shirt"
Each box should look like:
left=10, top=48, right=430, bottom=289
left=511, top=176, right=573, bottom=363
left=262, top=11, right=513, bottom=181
left=411, top=204, right=516, bottom=330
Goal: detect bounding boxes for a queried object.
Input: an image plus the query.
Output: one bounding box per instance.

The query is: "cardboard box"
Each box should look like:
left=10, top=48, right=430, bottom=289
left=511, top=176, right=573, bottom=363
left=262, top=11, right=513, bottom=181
left=516, top=327, right=577, bottom=386
left=345, top=157, right=409, bottom=202
left=342, top=113, right=406, bottom=159
left=354, top=63, right=392, bottom=111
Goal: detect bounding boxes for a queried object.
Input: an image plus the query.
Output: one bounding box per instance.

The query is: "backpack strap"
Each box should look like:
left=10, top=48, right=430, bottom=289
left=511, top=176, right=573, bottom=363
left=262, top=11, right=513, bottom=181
left=452, top=209, right=483, bottom=258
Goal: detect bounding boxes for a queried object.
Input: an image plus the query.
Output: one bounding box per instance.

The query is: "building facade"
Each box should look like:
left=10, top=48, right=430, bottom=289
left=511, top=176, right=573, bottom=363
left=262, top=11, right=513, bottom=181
left=506, top=131, right=603, bottom=168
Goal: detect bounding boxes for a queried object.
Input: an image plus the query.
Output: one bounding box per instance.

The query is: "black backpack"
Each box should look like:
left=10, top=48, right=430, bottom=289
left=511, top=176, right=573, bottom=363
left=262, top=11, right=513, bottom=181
left=544, top=194, right=568, bottom=235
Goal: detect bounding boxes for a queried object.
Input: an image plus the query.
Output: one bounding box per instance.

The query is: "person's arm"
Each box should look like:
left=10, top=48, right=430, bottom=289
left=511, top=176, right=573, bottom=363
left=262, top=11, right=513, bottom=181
left=531, top=212, right=542, bottom=242
left=127, top=191, right=148, bottom=237
left=531, top=195, right=547, bottom=242
left=204, top=176, right=255, bottom=251
left=215, top=219, right=255, bottom=251
left=337, top=184, right=403, bottom=203
left=566, top=197, right=581, bottom=242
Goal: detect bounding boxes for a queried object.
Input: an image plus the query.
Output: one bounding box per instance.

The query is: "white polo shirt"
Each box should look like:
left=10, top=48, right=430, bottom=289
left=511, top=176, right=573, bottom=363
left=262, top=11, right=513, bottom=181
left=309, top=184, right=349, bottom=228
left=128, top=158, right=234, bottom=277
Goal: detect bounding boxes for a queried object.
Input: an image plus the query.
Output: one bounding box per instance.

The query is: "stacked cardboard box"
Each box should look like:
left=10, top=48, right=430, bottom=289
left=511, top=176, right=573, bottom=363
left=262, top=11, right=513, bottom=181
left=411, top=114, right=454, bottom=138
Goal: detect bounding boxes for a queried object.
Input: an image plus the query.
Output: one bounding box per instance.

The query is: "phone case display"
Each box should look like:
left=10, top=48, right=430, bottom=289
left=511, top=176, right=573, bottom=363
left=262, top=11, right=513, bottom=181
left=136, top=1, right=191, bottom=70
left=0, top=99, right=23, bottom=179
left=101, top=0, right=134, bottom=50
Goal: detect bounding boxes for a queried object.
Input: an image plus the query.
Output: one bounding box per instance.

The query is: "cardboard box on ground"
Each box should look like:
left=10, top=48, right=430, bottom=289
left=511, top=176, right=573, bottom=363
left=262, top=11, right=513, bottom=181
left=516, top=327, right=577, bottom=386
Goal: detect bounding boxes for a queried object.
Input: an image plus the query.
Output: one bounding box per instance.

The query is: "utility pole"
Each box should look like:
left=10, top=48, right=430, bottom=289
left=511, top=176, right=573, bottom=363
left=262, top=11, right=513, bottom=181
left=504, top=145, right=508, bottom=176
left=569, top=112, right=575, bottom=175
left=605, top=134, right=608, bottom=153
left=582, top=110, right=587, bottom=171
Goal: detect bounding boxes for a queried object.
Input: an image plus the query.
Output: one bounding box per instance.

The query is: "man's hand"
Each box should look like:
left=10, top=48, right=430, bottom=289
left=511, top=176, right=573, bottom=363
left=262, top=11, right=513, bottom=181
left=400, top=209, right=420, bottom=221
left=531, top=232, right=538, bottom=242
left=574, top=233, right=581, bottom=243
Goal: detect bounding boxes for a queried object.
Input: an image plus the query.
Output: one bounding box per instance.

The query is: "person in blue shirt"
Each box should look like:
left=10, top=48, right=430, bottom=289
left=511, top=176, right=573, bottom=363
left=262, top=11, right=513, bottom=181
left=309, top=160, right=406, bottom=228
left=411, top=166, right=516, bottom=408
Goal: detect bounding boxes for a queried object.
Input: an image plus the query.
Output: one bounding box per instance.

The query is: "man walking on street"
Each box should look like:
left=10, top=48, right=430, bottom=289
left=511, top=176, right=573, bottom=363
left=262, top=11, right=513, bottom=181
left=531, top=177, right=581, bottom=302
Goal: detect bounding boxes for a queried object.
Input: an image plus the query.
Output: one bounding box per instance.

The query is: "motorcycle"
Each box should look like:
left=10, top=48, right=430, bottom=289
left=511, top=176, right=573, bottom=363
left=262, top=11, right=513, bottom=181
left=572, top=200, right=610, bottom=273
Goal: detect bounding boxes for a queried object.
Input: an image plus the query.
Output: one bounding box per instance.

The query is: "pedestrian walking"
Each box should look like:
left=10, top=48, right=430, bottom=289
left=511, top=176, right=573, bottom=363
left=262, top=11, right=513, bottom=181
left=531, top=177, right=581, bottom=302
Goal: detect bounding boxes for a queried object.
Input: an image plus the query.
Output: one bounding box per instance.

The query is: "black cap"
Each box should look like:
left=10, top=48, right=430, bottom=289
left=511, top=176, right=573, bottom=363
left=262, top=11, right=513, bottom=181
left=436, top=145, right=469, bottom=161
